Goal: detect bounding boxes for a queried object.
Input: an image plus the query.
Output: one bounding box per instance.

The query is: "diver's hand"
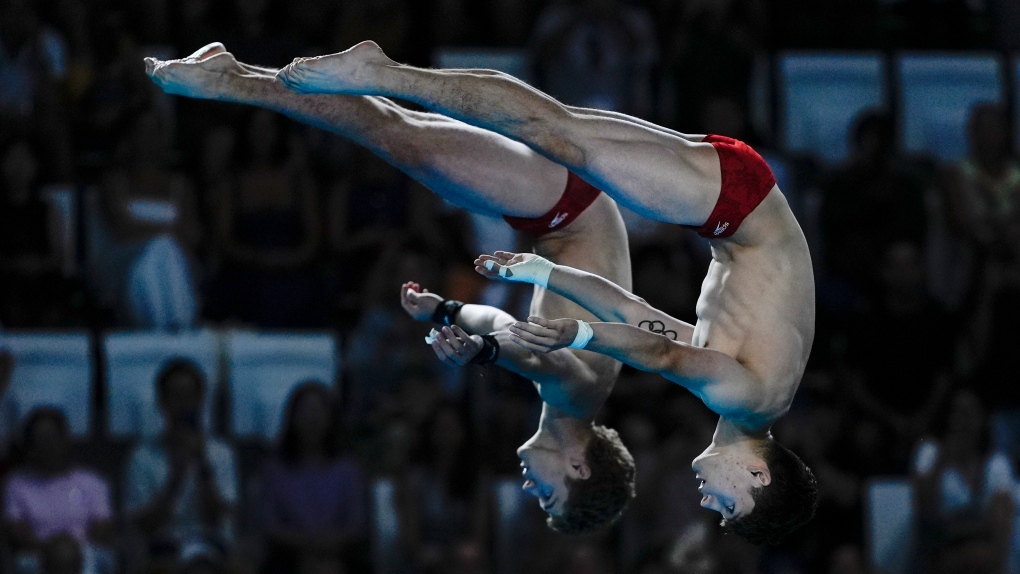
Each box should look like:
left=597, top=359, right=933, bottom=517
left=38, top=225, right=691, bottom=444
left=400, top=281, right=442, bottom=323
left=474, top=251, right=555, bottom=288
left=428, top=325, right=484, bottom=366
left=508, top=316, right=578, bottom=353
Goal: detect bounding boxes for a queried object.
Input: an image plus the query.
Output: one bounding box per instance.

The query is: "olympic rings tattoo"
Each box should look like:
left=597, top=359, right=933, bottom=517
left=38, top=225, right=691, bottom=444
left=639, top=320, right=678, bottom=340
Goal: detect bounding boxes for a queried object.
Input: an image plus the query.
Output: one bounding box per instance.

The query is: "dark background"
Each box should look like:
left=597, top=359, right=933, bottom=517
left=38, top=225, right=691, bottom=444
left=1, top=0, right=1020, bottom=573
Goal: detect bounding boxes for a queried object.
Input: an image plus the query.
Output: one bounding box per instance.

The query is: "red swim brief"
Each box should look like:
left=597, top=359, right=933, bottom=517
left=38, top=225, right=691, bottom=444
left=687, top=134, right=776, bottom=239
left=503, top=171, right=602, bottom=237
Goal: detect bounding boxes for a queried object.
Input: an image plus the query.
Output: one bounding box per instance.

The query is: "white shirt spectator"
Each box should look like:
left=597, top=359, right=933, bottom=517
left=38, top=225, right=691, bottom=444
left=123, top=437, right=238, bottom=542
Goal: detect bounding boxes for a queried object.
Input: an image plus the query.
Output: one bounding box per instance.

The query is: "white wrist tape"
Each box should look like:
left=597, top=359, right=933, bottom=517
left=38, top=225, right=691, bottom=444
left=484, top=256, right=555, bottom=289
left=569, top=320, right=594, bottom=349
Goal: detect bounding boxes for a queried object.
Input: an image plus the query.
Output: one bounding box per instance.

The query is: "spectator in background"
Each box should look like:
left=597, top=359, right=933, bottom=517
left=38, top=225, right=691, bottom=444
left=92, top=109, right=202, bottom=329
left=819, top=110, right=928, bottom=307
left=0, top=0, right=69, bottom=133
left=933, top=102, right=1020, bottom=312
left=410, top=402, right=490, bottom=570
left=971, top=206, right=1020, bottom=435
left=662, top=0, right=765, bottom=130
left=326, top=153, right=465, bottom=332
left=912, top=389, right=1016, bottom=574
left=4, top=408, right=113, bottom=573
left=0, top=139, right=77, bottom=328
left=206, top=109, right=326, bottom=328
left=261, top=381, right=367, bottom=574
left=529, top=0, right=658, bottom=116
left=845, top=241, right=953, bottom=457
left=123, top=359, right=237, bottom=569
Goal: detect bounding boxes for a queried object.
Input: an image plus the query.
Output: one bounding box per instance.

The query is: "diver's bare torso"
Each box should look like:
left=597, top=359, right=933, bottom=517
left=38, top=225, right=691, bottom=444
left=690, top=186, right=815, bottom=427
left=530, top=193, right=632, bottom=415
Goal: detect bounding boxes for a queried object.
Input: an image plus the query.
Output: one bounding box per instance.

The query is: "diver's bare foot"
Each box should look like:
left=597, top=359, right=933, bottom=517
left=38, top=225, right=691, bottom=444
left=144, top=44, right=247, bottom=100
left=183, top=42, right=227, bottom=62
left=276, top=41, right=398, bottom=95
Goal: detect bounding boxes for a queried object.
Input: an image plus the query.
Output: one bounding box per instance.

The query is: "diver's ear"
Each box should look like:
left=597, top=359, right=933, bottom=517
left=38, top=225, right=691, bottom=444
left=749, top=464, right=772, bottom=486
left=568, top=454, right=592, bottom=480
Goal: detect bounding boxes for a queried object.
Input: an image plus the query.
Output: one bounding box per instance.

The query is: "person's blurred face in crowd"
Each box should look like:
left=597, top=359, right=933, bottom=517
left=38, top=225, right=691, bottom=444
left=40, top=533, right=83, bottom=574
left=158, top=366, right=205, bottom=431
left=26, top=410, right=72, bottom=475
left=2, top=141, right=39, bottom=204
left=293, top=387, right=331, bottom=453
left=517, top=438, right=590, bottom=518
left=968, top=102, right=1009, bottom=165
left=691, top=443, right=770, bottom=521
left=850, top=110, right=894, bottom=167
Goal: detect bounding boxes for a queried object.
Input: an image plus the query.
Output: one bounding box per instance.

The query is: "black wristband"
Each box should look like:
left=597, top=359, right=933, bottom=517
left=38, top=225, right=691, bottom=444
left=470, top=334, right=500, bottom=365
left=431, top=299, right=464, bottom=326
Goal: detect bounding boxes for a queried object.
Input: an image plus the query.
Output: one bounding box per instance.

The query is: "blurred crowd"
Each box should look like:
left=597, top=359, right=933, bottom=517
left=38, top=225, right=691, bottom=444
left=2, top=0, right=1020, bottom=573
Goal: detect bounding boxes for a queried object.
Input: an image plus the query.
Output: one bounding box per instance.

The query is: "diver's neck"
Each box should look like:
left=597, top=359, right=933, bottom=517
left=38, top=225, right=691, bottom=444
left=535, top=409, right=593, bottom=448
left=711, top=417, right=771, bottom=449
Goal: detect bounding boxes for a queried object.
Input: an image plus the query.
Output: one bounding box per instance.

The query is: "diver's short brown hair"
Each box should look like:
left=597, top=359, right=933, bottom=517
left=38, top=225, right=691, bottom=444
left=721, top=440, right=818, bottom=545
left=547, top=425, right=636, bottom=535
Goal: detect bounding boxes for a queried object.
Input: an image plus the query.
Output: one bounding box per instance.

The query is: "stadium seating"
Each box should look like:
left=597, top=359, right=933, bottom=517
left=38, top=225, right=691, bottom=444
left=866, top=478, right=917, bottom=574
left=778, top=52, right=888, bottom=164
left=227, top=331, right=339, bottom=441
left=0, top=332, right=93, bottom=437
left=897, top=53, right=1004, bottom=161
left=104, top=330, right=219, bottom=437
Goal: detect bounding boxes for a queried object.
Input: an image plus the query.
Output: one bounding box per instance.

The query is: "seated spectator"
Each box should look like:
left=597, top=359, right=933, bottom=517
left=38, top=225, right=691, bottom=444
left=260, top=381, right=367, bottom=573
left=123, top=359, right=238, bottom=566
left=3, top=408, right=113, bottom=572
left=205, top=109, right=326, bottom=328
left=845, top=241, right=954, bottom=455
left=912, top=389, right=1016, bottom=574
left=92, top=109, right=201, bottom=329
left=0, top=139, right=78, bottom=328
left=933, top=102, right=1020, bottom=311
left=820, top=110, right=928, bottom=304
left=410, top=402, right=490, bottom=569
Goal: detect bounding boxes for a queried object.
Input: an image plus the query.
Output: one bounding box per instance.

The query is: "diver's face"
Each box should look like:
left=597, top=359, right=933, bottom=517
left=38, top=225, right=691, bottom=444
left=692, top=450, right=767, bottom=522
left=517, top=444, right=577, bottom=517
